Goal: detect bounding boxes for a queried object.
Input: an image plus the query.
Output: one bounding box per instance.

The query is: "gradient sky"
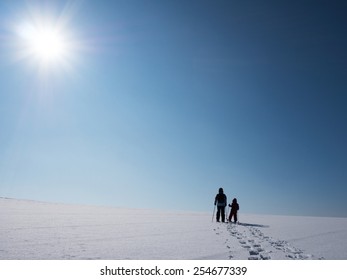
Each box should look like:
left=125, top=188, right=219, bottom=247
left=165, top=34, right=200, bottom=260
left=0, top=0, right=346, bottom=217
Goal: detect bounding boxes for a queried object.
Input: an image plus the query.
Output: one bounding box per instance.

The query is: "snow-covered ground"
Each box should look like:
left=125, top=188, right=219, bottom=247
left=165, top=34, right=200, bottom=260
left=1, top=197, right=347, bottom=260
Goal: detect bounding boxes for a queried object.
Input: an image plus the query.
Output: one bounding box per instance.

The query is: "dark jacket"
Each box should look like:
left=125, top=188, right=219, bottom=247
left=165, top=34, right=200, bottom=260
left=215, top=189, right=227, bottom=207
left=229, top=198, right=239, bottom=213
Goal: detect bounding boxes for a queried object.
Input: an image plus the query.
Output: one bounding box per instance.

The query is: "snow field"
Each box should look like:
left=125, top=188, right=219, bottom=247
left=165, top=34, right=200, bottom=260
left=1, top=197, right=347, bottom=260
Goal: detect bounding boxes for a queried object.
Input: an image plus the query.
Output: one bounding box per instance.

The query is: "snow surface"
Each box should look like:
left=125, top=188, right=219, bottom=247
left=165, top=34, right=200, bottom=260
left=1, top=197, right=347, bottom=260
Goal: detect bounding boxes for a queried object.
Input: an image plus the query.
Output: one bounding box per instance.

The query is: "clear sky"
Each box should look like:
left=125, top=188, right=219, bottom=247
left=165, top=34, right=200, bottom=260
left=0, top=0, right=346, bottom=217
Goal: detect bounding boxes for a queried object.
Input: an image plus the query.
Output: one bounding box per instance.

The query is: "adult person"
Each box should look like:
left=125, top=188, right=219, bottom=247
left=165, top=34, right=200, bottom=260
left=214, top=187, right=227, bottom=222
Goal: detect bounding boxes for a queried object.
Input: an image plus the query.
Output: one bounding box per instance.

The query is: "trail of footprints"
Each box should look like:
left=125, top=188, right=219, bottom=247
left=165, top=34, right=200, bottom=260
left=229, top=225, right=272, bottom=260
left=217, top=223, right=315, bottom=260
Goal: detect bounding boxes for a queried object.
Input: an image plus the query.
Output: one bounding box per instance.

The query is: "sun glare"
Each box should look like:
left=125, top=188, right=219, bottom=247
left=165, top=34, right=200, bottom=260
left=9, top=2, right=83, bottom=80
left=29, top=28, right=67, bottom=62
left=12, top=9, right=79, bottom=73
left=17, top=22, right=69, bottom=66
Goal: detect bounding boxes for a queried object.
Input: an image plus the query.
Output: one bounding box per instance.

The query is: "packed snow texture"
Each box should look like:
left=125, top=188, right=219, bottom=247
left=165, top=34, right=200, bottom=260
left=1, top=197, right=347, bottom=260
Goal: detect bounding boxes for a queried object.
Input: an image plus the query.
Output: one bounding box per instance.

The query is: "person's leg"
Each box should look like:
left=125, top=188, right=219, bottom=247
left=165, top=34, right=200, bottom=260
left=221, top=207, right=225, bottom=222
left=229, top=212, right=234, bottom=223
left=216, top=206, right=221, bottom=222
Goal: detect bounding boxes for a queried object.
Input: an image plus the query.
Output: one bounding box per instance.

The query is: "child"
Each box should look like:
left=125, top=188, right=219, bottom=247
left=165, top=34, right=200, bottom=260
left=228, top=198, right=239, bottom=223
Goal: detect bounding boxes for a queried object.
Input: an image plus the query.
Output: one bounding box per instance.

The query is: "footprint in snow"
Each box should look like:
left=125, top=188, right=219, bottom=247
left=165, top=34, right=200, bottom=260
left=260, top=253, right=271, bottom=260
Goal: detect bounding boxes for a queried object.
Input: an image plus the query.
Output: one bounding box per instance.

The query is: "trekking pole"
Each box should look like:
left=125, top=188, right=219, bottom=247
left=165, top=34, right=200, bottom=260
left=212, top=204, right=216, bottom=222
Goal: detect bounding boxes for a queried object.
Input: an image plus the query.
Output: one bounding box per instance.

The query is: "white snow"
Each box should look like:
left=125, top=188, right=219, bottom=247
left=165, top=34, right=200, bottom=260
left=1, top=197, right=347, bottom=260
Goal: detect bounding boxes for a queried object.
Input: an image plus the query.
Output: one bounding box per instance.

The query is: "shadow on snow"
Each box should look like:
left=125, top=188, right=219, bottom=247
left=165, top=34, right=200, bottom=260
left=237, top=222, right=269, bottom=228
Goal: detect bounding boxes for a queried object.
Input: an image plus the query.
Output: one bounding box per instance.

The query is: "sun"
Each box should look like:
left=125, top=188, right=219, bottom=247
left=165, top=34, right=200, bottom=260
left=7, top=2, right=84, bottom=84
left=17, top=21, right=70, bottom=66
left=28, top=27, right=67, bottom=62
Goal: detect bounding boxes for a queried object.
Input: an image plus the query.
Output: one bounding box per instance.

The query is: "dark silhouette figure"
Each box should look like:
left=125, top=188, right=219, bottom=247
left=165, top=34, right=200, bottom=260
left=214, top=188, right=227, bottom=222
left=228, top=198, right=239, bottom=223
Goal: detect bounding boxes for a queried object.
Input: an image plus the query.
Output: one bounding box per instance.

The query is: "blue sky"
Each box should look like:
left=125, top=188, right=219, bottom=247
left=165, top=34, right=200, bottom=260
left=0, top=0, right=346, bottom=217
